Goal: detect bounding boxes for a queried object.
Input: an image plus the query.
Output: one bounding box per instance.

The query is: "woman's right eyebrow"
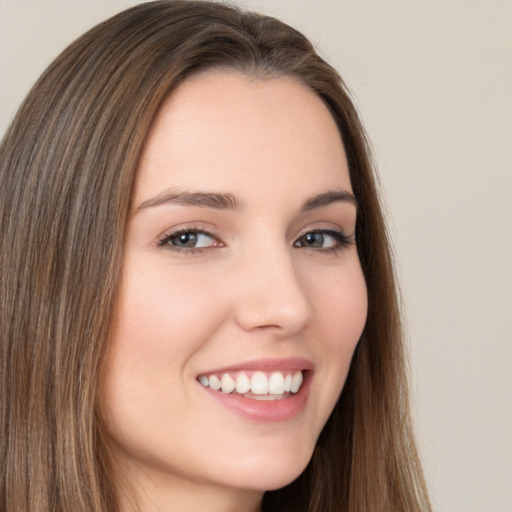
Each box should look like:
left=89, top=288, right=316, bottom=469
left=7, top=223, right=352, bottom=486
left=135, top=189, right=247, bottom=213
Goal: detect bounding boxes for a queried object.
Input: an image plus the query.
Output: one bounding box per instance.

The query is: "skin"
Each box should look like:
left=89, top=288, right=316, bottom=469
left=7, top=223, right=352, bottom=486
left=102, top=70, right=368, bottom=512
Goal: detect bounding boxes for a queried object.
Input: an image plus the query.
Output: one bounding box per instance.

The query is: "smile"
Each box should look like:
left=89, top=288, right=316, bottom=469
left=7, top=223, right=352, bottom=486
left=198, top=370, right=304, bottom=399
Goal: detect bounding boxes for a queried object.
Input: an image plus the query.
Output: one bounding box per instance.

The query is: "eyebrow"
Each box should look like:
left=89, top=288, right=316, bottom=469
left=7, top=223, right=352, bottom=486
left=300, top=189, right=358, bottom=212
left=136, top=189, right=247, bottom=213
left=135, top=187, right=357, bottom=214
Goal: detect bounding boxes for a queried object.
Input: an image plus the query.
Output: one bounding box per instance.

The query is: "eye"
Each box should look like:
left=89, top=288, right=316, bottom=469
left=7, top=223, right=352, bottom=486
left=157, top=229, right=221, bottom=251
left=294, top=229, right=351, bottom=251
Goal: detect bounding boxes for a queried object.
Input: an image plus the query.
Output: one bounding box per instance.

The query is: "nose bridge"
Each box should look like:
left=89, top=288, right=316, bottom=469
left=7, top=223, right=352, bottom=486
left=232, top=237, right=312, bottom=334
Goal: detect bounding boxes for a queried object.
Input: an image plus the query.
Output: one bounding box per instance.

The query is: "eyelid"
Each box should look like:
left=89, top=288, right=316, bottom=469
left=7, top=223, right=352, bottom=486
left=293, top=226, right=354, bottom=252
left=294, top=220, right=354, bottom=239
left=155, top=224, right=224, bottom=252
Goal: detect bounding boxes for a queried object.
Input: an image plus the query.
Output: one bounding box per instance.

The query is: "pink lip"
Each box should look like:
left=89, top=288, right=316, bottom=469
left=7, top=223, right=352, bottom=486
left=197, top=358, right=314, bottom=423
left=199, top=357, right=314, bottom=375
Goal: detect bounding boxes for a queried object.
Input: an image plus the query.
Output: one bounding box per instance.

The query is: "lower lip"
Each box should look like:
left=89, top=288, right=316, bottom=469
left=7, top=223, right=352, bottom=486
left=199, top=373, right=312, bottom=422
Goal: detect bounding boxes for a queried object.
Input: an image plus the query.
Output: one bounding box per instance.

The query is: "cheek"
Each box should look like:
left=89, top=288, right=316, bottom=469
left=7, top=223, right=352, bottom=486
left=100, top=260, right=232, bottom=456
left=330, top=269, right=367, bottom=347
left=110, top=261, right=228, bottom=373
left=100, top=260, right=234, bottom=441
left=307, top=259, right=367, bottom=419
left=311, top=258, right=368, bottom=351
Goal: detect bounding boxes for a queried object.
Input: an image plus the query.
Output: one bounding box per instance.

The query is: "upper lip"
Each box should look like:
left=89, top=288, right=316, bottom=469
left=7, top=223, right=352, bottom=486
left=198, top=357, right=314, bottom=375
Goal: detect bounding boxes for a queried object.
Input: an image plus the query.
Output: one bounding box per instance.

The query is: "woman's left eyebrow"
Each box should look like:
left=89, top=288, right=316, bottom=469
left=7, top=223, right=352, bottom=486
left=300, top=189, right=358, bottom=211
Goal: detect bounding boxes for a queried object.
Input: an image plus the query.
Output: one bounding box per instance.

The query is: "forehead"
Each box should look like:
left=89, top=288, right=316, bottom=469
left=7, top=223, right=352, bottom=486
left=134, top=70, right=351, bottom=204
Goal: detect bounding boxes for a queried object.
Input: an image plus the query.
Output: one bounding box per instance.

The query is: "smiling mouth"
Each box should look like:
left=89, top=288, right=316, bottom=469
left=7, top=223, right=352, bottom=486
left=197, top=370, right=304, bottom=400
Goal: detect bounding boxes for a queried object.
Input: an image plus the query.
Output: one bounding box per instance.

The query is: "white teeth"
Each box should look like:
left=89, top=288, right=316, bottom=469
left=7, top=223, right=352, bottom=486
left=251, top=371, right=269, bottom=395
left=250, top=394, right=287, bottom=401
left=290, top=371, right=303, bottom=393
left=199, top=370, right=305, bottom=398
left=221, top=373, right=235, bottom=393
left=208, top=375, right=221, bottom=391
left=284, top=374, right=292, bottom=392
left=268, top=372, right=285, bottom=395
left=235, top=372, right=251, bottom=394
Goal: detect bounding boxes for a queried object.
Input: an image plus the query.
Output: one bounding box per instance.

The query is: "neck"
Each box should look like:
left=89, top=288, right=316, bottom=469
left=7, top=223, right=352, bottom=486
left=115, top=466, right=263, bottom=512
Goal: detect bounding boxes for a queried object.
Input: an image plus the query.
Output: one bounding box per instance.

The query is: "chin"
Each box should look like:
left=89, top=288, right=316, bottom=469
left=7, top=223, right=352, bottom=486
left=218, top=441, right=315, bottom=492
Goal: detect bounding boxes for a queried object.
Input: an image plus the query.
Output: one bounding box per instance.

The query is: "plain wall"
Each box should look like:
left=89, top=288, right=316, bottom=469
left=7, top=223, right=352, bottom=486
left=1, top=1, right=511, bottom=511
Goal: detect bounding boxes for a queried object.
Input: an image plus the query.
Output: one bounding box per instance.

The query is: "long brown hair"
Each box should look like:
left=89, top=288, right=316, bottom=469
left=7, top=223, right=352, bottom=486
left=0, top=2, right=431, bottom=511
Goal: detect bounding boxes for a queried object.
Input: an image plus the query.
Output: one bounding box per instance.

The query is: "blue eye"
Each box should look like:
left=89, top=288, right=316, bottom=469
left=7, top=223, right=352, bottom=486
left=158, top=230, right=217, bottom=250
left=294, top=230, right=351, bottom=251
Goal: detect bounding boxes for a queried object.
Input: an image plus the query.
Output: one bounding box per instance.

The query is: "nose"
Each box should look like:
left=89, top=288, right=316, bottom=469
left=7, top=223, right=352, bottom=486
left=231, top=243, right=313, bottom=336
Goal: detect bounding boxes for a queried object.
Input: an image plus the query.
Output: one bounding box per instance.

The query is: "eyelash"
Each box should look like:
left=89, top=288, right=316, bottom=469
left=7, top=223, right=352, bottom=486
left=156, top=227, right=353, bottom=255
left=156, top=227, right=221, bottom=255
left=294, top=229, right=352, bottom=252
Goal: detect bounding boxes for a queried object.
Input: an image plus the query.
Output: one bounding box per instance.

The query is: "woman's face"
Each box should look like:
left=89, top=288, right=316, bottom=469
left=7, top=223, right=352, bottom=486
left=102, top=71, right=367, bottom=504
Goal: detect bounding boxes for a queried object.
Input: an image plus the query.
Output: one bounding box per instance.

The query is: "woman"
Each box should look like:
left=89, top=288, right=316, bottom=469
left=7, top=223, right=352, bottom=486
left=0, top=1, right=431, bottom=511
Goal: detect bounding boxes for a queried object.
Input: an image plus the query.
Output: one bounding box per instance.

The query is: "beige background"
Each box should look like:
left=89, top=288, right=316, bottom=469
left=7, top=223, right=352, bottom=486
left=1, top=1, right=511, bottom=510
